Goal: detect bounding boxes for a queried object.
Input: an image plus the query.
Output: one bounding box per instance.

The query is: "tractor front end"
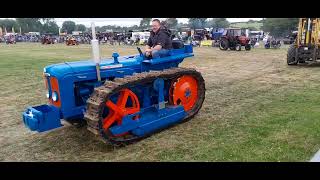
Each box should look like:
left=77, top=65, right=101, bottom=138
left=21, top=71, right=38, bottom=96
left=22, top=70, right=65, bottom=132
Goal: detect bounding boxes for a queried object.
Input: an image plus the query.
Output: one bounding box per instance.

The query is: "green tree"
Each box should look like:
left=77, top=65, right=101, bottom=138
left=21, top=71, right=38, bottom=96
left=41, top=19, right=59, bottom=34
left=262, top=18, right=299, bottom=37
left=247, top=26, right=258, bottom=31
left=129, top=25, right=140, bottom=31
left=0, top=19, right=20, bottom=33
left=61, top=21, right=76, bottom=34
left=215, top=18, right=229, bottom=28
left=206, top=18, right=229, bottom=28
left=140, top=18, right=152, bottom=29
left=16, top=18, right=42, bottom=33
left=188, top=18, right=207, bottom=29
left=75, top=24, right=86, bottom=31
left=176, top=22, right=188, bottom=32
left=165, top=18, right=178, bottom=29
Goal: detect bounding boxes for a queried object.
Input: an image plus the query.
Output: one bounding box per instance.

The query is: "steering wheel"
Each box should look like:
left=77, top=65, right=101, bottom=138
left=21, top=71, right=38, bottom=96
left=137, top=47, right=143, bottom=57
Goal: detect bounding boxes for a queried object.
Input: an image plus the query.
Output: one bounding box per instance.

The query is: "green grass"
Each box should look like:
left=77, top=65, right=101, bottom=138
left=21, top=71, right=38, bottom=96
left=1, top=43, right=320, bottom=161
left=149, top=82, right=320, bottom=161
left=193, top=86, right=320, bottom=161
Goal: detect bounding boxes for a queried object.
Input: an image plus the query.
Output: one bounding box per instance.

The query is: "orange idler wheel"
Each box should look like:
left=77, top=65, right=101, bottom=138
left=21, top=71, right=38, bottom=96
left=170, top=75, right=198, bottom=111
left=102, top=88, right=140, bottom=136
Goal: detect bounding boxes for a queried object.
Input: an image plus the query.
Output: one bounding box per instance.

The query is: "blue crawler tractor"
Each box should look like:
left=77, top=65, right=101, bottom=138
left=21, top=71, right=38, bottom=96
left=22, top=40, right=205, bottom=146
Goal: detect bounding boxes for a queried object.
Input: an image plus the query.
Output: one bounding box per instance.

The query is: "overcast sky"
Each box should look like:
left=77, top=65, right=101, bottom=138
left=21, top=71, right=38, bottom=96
left=1, top=18, right=263, bottom=27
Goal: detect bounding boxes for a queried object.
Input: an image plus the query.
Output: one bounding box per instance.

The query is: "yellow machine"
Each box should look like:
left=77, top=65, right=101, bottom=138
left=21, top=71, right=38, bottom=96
left=287, top=18, right=320, bottom=65
left=200, top=40, right=213, bottom=47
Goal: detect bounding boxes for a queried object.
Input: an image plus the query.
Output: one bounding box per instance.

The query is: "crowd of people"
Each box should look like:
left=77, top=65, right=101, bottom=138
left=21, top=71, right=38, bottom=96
left=0, top=34, right=41, bottom=43
left=0, top=30, right=208, bottom=46
left=0, top=32, right=133, bottom=45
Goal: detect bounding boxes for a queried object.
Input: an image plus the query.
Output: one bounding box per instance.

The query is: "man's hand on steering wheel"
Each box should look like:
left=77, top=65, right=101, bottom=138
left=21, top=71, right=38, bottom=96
left=145, top=48, right=152, bottom=57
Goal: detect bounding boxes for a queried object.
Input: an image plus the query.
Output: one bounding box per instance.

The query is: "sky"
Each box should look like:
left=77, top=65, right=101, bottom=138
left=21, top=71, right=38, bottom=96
left=0, top=18, right=263, bottom=27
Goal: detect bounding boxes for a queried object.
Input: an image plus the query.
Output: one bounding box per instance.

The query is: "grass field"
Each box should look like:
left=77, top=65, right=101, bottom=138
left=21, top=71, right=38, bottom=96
left=1, top=43, right=320, bottom=161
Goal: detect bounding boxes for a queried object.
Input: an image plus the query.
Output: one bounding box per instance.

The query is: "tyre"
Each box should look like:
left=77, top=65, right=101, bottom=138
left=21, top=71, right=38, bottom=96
left=219, top=39, right=229, bottom=50
left=245, top=44, right=251, bottom=51
left=265, top=43, right=270, bottom=49
left=276, top=44, right=281, bottom=49
left=235, top=44, right=241, bottom=51
left=287, top=44, right=298, bottom=65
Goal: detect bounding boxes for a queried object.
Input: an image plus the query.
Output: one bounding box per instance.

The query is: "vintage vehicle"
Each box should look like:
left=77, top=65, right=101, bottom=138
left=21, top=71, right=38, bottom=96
left=66, top=36, right=79, bottom=46
left=219, top=28, right=251, bottom=51
left=5, top=34, right=16, bottom=44
left=41, top=33, right=55, bottom=44
left=22, top=38, right=206, bottom=146
left=287, top=18, right=320, bottom=65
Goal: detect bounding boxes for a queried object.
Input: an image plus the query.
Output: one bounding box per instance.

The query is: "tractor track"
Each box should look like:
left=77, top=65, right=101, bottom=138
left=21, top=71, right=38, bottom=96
left=84, top=67, right=206, bottom=146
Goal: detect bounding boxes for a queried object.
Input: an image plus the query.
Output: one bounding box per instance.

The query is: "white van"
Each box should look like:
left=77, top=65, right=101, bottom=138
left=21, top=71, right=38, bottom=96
left=131, top=32, right=150, bottom=45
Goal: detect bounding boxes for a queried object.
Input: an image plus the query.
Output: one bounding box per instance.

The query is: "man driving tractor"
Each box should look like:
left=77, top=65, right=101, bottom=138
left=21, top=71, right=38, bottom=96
left=144, top=19, right=172, bottom=58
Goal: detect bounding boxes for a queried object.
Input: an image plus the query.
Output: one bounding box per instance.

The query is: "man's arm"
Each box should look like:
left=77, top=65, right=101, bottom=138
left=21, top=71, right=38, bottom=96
left=152, top=45, right=162, bottom=50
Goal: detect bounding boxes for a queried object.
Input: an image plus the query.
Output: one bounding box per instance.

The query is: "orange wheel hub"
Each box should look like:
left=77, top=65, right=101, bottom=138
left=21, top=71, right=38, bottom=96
left=170, top=75, right=198, bottom=111
left=102, top=89, right=140, bottom=136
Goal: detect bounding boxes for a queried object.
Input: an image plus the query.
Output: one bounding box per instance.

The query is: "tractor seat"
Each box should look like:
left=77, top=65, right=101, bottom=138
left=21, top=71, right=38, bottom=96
left=143, top=40, right=185, bottom=60
left=172, top=40, right=184, bottom=49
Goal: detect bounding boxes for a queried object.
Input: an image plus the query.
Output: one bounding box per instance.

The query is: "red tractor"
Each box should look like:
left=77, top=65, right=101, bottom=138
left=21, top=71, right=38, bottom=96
left=219, top=28, right=251, bottom=51
left=5, top=35, right=16, bottom=44
left=66, top=36, right=79, bottom=46
left=41, top=34, right=55, bottom=44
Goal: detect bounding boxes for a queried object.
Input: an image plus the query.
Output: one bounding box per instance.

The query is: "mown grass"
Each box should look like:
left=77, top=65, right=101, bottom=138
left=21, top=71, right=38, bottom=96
left=0, top=43, right=320, bottom=161
left=176, top=85, right=320, bottom=161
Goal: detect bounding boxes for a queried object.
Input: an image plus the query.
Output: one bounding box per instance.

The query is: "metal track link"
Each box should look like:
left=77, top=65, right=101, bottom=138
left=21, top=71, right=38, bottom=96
left=84, top=67, right=205, bottom=146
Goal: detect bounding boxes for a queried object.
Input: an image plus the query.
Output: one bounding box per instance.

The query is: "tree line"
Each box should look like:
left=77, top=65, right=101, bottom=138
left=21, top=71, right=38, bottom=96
left=0, top=18, right=300, bottom=37
left=83, top=18, right=300, bottom=38
left=0, top=18, right=230, bottom=34
left=0, top=18, right=87, bottom=34
left=261, top=18, right=299, bottom=37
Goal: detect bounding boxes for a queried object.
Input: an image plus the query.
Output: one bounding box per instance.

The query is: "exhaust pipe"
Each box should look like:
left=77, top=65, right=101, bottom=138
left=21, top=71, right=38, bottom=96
left=91, top=22, right=101, bottom=81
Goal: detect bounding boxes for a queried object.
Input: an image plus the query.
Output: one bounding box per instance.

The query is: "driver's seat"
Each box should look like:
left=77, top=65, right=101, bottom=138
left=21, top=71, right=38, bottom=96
left=172, top=40, right=184, bottom=49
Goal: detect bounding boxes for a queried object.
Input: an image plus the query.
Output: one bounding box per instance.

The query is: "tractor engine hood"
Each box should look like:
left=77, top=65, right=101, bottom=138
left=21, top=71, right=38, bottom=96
left=44, top=55, right=141, bottom=78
